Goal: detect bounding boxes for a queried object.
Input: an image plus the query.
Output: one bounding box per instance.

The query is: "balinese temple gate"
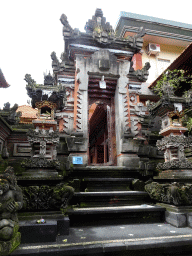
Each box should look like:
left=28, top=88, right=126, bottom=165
left=53, top=9, right=150, bottom=168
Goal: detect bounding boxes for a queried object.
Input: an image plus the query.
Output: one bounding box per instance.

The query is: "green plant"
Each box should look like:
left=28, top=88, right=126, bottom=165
left=153, top=69, right=192, bottom=97
left=183, top=115, right=192, bottom=134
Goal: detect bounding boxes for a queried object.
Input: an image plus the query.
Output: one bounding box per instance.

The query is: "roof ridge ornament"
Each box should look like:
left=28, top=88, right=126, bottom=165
left=84, top=8, right=114, bottom=44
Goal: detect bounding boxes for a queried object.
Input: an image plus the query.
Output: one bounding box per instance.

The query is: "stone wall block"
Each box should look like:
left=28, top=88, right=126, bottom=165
left=165, top=211, right=187, bottom=228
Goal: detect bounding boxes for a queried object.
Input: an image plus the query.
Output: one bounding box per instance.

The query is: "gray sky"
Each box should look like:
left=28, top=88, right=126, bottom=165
left=1, top=0, right=192, bottom=109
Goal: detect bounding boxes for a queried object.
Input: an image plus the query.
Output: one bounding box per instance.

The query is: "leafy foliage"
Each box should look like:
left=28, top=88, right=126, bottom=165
left=153, top=69, right=192, bottom=97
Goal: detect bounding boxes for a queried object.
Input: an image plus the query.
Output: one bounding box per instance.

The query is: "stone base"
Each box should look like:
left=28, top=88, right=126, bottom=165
left=117, top=154, right=140, bottom=169
left=67, top=153, right=88, bottom=168
left=19, top=220, right=57, bottom=243
left=157, top=203, right=192, bottom=213
left=157, top=169, right=192, bottom=179
left=22, top=168, right=59, bottom=178
left=0, top=232, right=21, bottom=255
left=157, top=203, right=192, bottom=228
left=165, top=211, right=187, bottom=227
left=19, top=213, right=70, bottom=243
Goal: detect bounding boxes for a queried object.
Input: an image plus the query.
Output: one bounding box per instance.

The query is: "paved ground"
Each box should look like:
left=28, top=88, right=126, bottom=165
left=12, top=222, right=192, bottom=256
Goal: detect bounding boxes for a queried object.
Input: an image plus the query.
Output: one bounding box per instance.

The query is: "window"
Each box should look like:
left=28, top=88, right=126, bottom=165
left=158, top=58, right=170, bottom=75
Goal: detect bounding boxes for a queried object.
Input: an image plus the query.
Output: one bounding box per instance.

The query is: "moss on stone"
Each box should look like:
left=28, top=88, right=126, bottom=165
left=0, top=155, right=9, bottom=174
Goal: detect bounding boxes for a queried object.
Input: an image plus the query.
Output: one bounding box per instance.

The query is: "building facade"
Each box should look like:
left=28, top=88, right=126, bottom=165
left=115, top=12, right=192, bottom=84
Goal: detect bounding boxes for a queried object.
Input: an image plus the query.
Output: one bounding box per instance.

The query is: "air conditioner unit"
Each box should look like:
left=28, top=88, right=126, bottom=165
left=147, top=43, right=160, bottom=55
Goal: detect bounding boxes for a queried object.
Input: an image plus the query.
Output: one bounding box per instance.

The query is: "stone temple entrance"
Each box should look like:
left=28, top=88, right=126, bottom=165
left=88, top=78, right=117, bottom=165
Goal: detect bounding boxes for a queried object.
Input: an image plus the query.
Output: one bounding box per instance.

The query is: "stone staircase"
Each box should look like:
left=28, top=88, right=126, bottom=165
left=67, top=166, right=165, bottom=226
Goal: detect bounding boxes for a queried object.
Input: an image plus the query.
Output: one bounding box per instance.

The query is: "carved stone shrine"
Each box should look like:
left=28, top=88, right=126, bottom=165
left=53, top=8, right=150, bottom=168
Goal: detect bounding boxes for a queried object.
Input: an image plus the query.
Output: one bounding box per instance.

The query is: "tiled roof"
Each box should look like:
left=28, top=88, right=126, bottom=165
left=16, top=105, right=38, bottom=123
left=0, top=69, right=10, bottom=88
left=119, top=12, right=192, bottom=30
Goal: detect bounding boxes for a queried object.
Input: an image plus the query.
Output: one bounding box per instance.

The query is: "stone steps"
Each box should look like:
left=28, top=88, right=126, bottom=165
left=68, top=166, right=165, bottom=227
left=70, top=166, right=141, bottom=179
left=71, top=191, right=150, bottom=207
left=67, top=205, right=165, bottom=227
left=83, top=178, right=134, bottom=191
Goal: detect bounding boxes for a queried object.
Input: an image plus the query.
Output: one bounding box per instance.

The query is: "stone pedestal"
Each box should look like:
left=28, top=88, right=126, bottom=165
left=157, top=203, right=192, bottom=228
left=117, top=154, right=140, bottom=169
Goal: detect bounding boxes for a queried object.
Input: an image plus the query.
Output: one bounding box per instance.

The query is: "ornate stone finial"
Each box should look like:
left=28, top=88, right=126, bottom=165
left=95, top=8, right=103, bottom=17
left=133, top=62, right=151, bottom=82
left=0, top=166, right=23, bottom=254
left=84, top=8, right=114, bottom=40
left=3, top=102, right=10, bottom=111
left=51, top=52, right=60, bottom=71
left=44, top=72, right=54, bottom=86
left=60, top=13, right=74, bottom=39
left=24, top=74, right=36, bottom=86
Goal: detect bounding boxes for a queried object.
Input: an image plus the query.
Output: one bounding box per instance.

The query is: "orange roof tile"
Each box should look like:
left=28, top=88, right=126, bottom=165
left=16, top=105, right=38, bottom=123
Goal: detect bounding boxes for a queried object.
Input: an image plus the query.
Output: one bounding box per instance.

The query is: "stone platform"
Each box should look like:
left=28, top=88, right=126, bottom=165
left=12, top=222, right=192, bottom=256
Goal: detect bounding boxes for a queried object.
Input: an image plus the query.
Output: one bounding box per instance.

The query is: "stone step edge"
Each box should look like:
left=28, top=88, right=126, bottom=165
left=73, top=167, right=140, bottom=171
left=84, top=178, right=134, bottom=181
left=67, top=205, right=165, bottom=215
left=74, top=191, right=148, bottom=196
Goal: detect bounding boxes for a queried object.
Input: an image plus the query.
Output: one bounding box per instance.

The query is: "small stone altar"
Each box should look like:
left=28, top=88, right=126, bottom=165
left=145, top=82, right=192, bottom=227
left=15, top=73, right=74, bottom=243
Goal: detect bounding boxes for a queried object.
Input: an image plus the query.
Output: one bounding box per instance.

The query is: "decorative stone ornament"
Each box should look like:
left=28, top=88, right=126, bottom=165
left=156, top=111, right=191, bottom=173
left=145, top=181, right=192, bottom=206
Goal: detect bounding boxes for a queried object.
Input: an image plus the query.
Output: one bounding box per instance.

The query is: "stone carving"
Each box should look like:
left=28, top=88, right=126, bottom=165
left=60, top=13, right=74, bottom=38
left=133, top=27, right=146, bottom=47
left=84, top=8, right=114, bottom=45
left=156, top=134, right=192, bottom=151
left=3, top=102, right=10, bottom=111
left=85, top=8, right=113, bottom=33
left=21, top=128, right=61, bottom=174
left=51, top=51, right=60, bottom=71
left=134, top=102, right=147, bottom=117
left=123, top=94, right=130, bottom=133
left=24, top=74, right=36, bottom=86
left=21, top=158, right=60, bottom=169
left=156, top=134, right=192, bottom=170
left=21, top=184, right=74, bottom=211
left=60, top=52, right=75, bottom=71
left=133, top=62, right=151, bottom=82
left=27, top=128, right=60, bottom=148
left=0, top=167, right=23, bottom=254
left=76, top=90, right=83, bottom=132
left=145, top=181, right=192, bottom=206
left=7, top=104, right=21, bottom=125
left=44, top=72, right=54, bottom=86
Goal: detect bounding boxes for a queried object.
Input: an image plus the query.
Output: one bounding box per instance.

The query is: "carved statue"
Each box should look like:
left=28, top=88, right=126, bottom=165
left=24, top=74, right=36, bottom=86
left=8, top=104, right=22, bottom=125
left=0, top=167, right=23, bottom=241
left=44, top=72, right=54, bottom=86
left=3, top=102, right=10, bottom=111
left=51, top=52, right=60, bottom=71
left=134, top=62, right=151, bottom=82
left=60, top=14, right=73, bottom=32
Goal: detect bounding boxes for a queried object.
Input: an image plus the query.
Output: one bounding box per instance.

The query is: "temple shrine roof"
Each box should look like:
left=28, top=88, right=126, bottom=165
left=0, top=69, right=10, bottom=88
left=16, top=105, right=38, bottom=124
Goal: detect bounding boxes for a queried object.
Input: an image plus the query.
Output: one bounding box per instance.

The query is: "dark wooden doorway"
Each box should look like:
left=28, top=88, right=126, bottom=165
left=88, top=78, right=117, bottom=165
